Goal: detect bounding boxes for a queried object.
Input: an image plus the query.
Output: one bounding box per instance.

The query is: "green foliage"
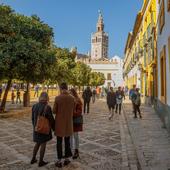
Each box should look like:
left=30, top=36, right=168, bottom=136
left=0, top=4, right=56, bottom=110
left=48, top=48, right=76, bottom=85
left=0, top=4, right=56, bottom=83
left=90, top=72, right=105, bottom=87
left=70, top=62, right=92, bottom=87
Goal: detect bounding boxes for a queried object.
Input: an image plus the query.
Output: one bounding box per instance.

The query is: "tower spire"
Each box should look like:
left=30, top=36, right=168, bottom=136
left=97, top=10, right=104, bottom=32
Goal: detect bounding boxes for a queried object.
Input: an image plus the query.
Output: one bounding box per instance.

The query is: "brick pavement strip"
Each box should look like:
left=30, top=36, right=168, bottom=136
left=123, top=101, right=170, bottom=170
left=0, top=99, right=138, bottom=170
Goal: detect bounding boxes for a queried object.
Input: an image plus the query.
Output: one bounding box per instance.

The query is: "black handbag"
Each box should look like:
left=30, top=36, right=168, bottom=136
left=73, top=115, right=83, bottom=124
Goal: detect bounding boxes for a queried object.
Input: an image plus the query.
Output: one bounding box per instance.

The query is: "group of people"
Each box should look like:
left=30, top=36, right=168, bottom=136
left=31, top=83, right=83, bottom=168
left=106, top=86, right=125, bottom=120
left=106, top=85, right=142, bottom=119
left=11, top=89, right=21, bottom=104
left=31, top=83, right=142, bottom=168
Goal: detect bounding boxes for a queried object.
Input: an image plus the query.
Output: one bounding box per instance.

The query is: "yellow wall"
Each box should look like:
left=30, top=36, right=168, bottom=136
left=123, top=0, right=157, bottom=98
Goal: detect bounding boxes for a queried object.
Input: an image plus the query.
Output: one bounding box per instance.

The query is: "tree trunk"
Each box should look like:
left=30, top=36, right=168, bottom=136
left=23, top=81, right=30, bottom=107
left=0, top=79, right=12, bottom=113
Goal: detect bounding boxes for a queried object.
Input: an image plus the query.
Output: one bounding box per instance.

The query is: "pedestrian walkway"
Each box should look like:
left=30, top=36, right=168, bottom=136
left=123, top=100, right=170, bottom=170
left=0, top=99, right=136, bottom=170
left=1, top=98, right=170, bottom=170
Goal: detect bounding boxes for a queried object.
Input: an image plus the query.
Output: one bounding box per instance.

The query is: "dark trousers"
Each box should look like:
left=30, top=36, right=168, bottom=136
left=134, top=104, right=141, bottom=117
left=56, top=136, right=72, bottom=160
left=92, top=95, right=95, bottom=103
left=16, top=96, right=21, bottom=103
left=84, top=101, right=90, bottom=113
left=116, top=103, right=122, bottom=114
left=132, top=102, right=135, bottom=113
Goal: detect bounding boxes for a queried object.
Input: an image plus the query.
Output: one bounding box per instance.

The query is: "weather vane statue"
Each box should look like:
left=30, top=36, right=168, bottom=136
left=98, top=9, right=102, bottom=15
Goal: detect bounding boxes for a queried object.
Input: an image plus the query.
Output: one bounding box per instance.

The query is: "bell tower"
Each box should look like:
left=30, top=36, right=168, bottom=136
left=91, top=10, right=109, bottom=60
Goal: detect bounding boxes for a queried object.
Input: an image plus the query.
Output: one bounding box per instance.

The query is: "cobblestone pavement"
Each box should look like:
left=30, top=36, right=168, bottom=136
left=123, top=100, right=170, bottom=170
left=0, top=99, right=137, bottom=170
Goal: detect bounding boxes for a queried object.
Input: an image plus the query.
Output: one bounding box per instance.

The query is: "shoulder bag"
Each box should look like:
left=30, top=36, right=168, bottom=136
left=35, top=105, right=50, bottom=135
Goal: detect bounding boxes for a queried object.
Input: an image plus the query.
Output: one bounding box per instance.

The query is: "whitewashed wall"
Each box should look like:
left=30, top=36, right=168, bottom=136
left=157, top=0, right=170, bottom=106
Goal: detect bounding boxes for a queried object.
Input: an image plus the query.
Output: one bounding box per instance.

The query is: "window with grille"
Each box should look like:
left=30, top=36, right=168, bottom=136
left=107, top=73, right=112, bottom=80
left=167, top=0, right=170, bottom=11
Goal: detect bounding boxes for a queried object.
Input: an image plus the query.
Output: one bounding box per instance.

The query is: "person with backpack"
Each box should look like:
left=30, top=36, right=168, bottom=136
left=82, top=87, right=92, bottom=114
left=115, top=87, right=125, bottom=115
left=129, top=84, right=136, bottom=113
left=107, top=87, right=116, bottom=120
left=131, top=88, right=142, bottom=119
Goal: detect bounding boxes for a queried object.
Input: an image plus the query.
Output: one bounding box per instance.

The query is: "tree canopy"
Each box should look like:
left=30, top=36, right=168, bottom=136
left=0, top=5, right=56, bottom=111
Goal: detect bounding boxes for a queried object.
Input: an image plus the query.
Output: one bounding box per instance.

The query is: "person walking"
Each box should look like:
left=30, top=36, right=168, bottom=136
left=92, top=88, right=96, bottom=103
left=16, top=89, right=21, bottom=104
left=53, top=83, right=75, bottom=168
left=129, top=85, right=136, bottom=113
left=96, top=87, right=100, bottom=99
left=82, top=87, right=92, bottom=114
left=115, top=87, right=125, bottom=115
left=11, top=90, right=15, bottom=104
left=107, top=87, right=116, bottom=120
left=132, top=88, right=142, bottom=119
left=70, top=88, right=83, bottom=159
left=31, top=92, right=55, bottom=167
left=34, top=85, right=39, bottom=97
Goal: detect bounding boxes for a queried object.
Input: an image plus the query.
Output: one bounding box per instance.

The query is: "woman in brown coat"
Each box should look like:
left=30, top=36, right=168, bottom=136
left=70, top=88, right=83, bottom=159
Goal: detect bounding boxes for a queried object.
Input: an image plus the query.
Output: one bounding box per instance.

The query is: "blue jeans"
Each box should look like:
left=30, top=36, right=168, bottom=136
left=70, top=132, right=79, bottom=150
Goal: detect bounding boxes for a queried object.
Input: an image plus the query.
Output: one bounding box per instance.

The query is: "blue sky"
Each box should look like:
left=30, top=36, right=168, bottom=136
left=1, top=0, right=142, bottom=58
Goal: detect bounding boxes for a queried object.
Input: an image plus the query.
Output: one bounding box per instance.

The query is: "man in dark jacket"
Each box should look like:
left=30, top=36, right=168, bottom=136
left=82, top=87, right=92, bottom=114
left=107, top=87, right=116, bottom=120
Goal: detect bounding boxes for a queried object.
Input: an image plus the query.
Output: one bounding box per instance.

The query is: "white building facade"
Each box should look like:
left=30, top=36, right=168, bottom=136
left=155, top=0, right=170, bottom=129
left=87, top=56, right=124, bottom=88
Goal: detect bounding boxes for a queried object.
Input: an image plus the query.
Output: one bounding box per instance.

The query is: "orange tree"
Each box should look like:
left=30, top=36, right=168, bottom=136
left=0, top=5, right=56, bottom=111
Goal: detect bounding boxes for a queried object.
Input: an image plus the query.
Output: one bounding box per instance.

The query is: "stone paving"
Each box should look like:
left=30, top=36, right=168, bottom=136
left=2, top=98, right=170, bottom=170
left=123, top=100, right=170, bottom=170
left=0, top=99, right=135, bottom=170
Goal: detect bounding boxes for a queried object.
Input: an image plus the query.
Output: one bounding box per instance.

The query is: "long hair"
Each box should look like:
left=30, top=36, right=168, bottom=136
left=70, top=88, right=78, bottom=98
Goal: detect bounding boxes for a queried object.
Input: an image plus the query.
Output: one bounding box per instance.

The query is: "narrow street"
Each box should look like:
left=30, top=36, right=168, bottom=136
left=0, top=98, right=170, bottom=170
